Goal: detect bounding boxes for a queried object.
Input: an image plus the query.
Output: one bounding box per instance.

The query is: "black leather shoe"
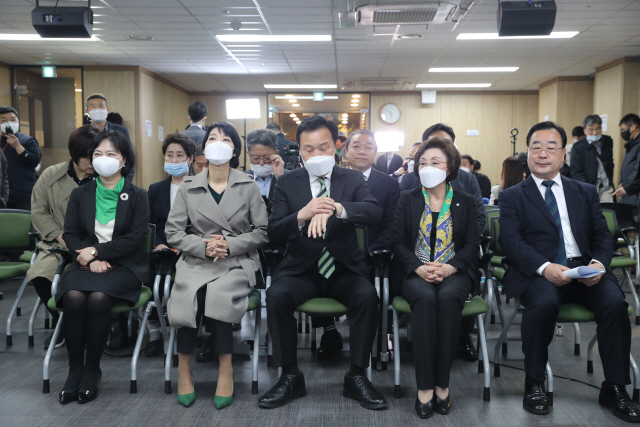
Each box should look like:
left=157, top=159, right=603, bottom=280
left=258, top=371, right=306, bottom=408
left=77, top=370, right=101, bottom=404
left=434, top=393, right=452, bottom=414
left=456, top=334, right=478, bottom=362
left=59, top=388, right=78, bottom=404
left=144, top=339, right=163, bottom=357
left=523, top=377, right=549, bottom=415
left=415, top=395, right=434, bottom=419
left=342, top=372, right=388, bottom=410
left=316, top=331, right=343, bottom=360
left=195, top=336, right=215, bottom=363
left=599, top=382, right=640, bottom=423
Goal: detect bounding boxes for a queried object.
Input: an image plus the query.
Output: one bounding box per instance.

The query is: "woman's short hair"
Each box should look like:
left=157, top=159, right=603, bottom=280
left=413, top=137, right=461, bottom=183
left=502, top=156, right=524, bottom=190
left=162, top=133, right=196, bottom=159
left=91, top=130, right=136, bottom=178
left=69, top=125, right=100, bottom=165
left=203, top=122, right=242, bottom=169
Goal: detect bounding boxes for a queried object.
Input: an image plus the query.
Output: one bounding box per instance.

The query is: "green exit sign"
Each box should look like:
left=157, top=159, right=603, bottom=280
left=42, top=66, right=57, bottom=78
left=313, top=91, right=324, bottom=101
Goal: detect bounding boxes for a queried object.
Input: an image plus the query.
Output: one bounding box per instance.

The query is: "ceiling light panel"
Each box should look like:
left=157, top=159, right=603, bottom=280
left=457, top=32, right=579, bottom=40
left=264, top=85, right=337, bottom=89
left=217, top=35, right=332, bottom=42
left=415, top=83, right=492, bottom=88
left=429, top=67, right=519, bottom=72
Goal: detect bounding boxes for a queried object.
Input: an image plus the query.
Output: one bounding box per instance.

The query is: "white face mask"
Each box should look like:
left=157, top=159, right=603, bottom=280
left=205, top=141, right=234, bottom=165
left=93, top=155, right=123, bottom=177
left=459, top=166, right=470, bottom=173
left=250, top=163, right=273, bottom=178
left=419, top=166, right=448, bottom=189
left=303, top=155, right=335, bottom=177
left=88, top=108, right=108, bottom=123
left=407, top=160, right=415, bottom=172
left=1, top=121, right=19, bottom=134
left=35, top=164, right=41, bottom=173
left=586, top=134, right=602, bottom=143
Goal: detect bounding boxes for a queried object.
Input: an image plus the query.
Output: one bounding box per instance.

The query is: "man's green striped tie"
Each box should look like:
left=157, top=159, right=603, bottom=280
left=316, top=177, right=335, bottom=278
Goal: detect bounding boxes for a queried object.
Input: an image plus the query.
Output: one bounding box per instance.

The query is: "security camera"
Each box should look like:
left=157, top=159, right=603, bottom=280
left=231, top=19, right=242, bottom=31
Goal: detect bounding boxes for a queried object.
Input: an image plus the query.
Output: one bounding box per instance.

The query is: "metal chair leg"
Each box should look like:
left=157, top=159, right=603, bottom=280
left=587, top=333, right=597, bottom=373
left=631, top=354, right=640, bottom=403
left=623, top=269, right=640, bottom=325
left=380, top=276, right=390, bottom=370
left=164, top=327, right=176, bottom=394
left=393, top=308, right=401, bottom=398
left=131, top=304, right=151, bottom=394
left=546, top=362, right=553, bottom=406
left=573, top=322, right=580, bottom=355
left=493, top=299, right=520, bottom=377
left=252, top=305, right=262, bottom=395
left=477, top=313, right=490, bottom=401
left=43, top=312, right=64, bottom=393
left=6, top=276, right=30, bottom=346
left=310, top=326, right=316, bottom=353
left=28, top=297, right=42, bottom=347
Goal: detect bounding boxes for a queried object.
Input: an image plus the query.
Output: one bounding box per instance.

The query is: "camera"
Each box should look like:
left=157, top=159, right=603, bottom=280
left=282, top=143, right=302, bottom=170
left=3, top=124, right=13, bottom=135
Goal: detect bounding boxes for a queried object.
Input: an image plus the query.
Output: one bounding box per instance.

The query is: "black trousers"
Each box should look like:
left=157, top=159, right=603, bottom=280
left=177, top=287, right=233, bottom=355
left=30, top=277, right=60, bottom=320
left=520, top=261, right=631, bottom=384
left=402, top=273, right=470, bottom=390
left=267, top=264, right=379, bottom=368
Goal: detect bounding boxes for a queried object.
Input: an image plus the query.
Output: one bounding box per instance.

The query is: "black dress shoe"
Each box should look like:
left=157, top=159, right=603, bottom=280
left=195, top=336, right=215, bottom=363
left=59, top=388, right=78, bottom=404
left=456, top=334, right=478, bottom=362
left=342, top=372, right=388, bottom=410
left=415, top=395, right=434, bottom=419
left=144, top=339, right=163, bottom=357
left=77, top=370, right=101, bottom=404
left=316, top=331, right=343, bottom=360
left=599, top=382, right=640, bottom=423
left=258, top=371, right=306, bottom=408
left=523, top=377, right=549, bottom=415
left=434, top=393, right=452, bottom=414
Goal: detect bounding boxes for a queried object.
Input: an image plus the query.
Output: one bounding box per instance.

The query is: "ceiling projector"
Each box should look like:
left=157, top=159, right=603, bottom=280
left=32, top=0, right=93, bottom=38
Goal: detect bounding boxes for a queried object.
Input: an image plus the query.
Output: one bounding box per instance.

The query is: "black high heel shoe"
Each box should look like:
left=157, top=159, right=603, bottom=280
left=59, top=388, right=78, bottom=404
left=77, top=370, right=102, bottom=404
left=415, top=394, right=435, bottom=419
left=434, top=392, right=452, bottom=415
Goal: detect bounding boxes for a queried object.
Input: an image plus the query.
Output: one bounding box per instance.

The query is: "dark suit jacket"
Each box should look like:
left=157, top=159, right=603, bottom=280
left=569, top=136, right=614, bottom=188
left=498, top=175, right=614, bottom=298
left=276, top=132, right=296, bottom=154
left=473, top=171, right=492, bottom=199
left=367, top=168, right=400, bottom=251
left=374, top=153, right=403, bottom=175
left=391, top=187, right=480, bottom=287
left=62, top=179, right=151, bottom=284
left=148, top=176, right=172, bottom=246
left=268, top=166, right=382, bottom=281
left=244, top=170, right=277, bottom=200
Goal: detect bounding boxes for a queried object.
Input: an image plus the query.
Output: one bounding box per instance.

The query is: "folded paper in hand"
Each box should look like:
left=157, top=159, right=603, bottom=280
left=563, top=266, right=605, bottom=279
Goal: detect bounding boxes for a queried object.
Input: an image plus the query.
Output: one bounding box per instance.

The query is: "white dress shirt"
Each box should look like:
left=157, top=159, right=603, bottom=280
left=351, top=167, right=372, bottom=181
left=170, top=183, right=180, bottom=208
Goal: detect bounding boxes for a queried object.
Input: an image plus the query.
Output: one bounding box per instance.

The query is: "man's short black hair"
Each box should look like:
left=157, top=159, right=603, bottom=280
left=461, top=154, right=474, bottom=165
left=91, top=130, right=135, bottom=177
left=473, top=159, right=481, bottom=170
left=296, top=115, right=338, bottom=145
left=106, top=112, right=123, bottom=125
left=526, top=121, right=567, bottom=148
left=0, top=106, right=19, bottom=117
left=69, top=125, right=100, bottom=164
left=86, top=93, right=108, bottom=108
left=620, top=114, right=640, bottom=128
left=422, top=123, right=456, bottom=142
left=162, top=133, right=196, bottom=159
left=266, top=122, right=281, bottom=132
left=188, top=101, right=207, bottom=123
left=572, top=126, right=585, bottom=138
left=203, top=122, right=242, bottom=169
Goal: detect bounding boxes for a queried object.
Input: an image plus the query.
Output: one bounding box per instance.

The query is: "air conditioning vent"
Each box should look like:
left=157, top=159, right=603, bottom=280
left=372, top=8, right=438, bottom=24
left=355, top=2, right=460, bottom=26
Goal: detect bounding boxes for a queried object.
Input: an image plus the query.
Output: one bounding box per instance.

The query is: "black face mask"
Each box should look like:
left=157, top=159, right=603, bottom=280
left=621, top=128, right=632, bottom=142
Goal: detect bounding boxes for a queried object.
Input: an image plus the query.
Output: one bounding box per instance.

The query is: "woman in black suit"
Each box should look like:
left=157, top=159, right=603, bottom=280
left=391, top=138, right=480, bottom=418
left=56, top=130, right=150, bottom=404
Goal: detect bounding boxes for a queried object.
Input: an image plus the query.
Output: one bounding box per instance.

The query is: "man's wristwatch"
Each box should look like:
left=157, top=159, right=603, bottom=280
left=90, top=247, right=97, bottom=257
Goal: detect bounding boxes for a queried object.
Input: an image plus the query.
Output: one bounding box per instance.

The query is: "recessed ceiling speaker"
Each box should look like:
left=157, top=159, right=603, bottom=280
left=497, top=1, right=557, bottom=37
left=32, top=0, right=93, bottom=38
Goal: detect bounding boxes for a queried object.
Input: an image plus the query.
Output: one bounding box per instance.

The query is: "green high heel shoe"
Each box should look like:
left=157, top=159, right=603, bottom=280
left=214, top=375, right=234, bottom=410
left=177, top=372, right=195, bottom=407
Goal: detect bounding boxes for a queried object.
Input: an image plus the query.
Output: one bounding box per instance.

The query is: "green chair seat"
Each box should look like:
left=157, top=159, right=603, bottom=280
left=492, top=268, right=505, bottom=282
left=557, top=303, right=633, bottom=323
left=0, top=262, right=30, bottom=280
left=19, top=251, right=34, bottom=263
left=392, top=295, right=489, bottom=317
left=491, top=256, right=503, bottom=267
left=296, top=298, right=349, bottom=316
left=610, top=256, right=636, bottom=269
left=47, top=286, right=152, bottom=313
left=247, top=289, right=261, bottom=311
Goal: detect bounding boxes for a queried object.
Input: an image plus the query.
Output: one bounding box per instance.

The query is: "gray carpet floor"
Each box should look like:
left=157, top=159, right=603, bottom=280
left=2, top=274, right=640, bottom=427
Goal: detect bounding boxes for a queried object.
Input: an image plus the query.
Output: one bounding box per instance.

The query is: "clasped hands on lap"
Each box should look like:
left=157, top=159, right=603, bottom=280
left=203, top=235, right=228, bottom=261
left=75, top=247, right=112, bottom=273
left=414, top=263, right=457, bottom=283
left=297, top=196, right=344, bottom=239
left=541, top=262, right=604, bottom=287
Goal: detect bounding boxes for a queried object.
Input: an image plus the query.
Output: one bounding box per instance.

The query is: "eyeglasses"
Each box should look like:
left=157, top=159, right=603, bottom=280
left=529, top=146, right=559, bottom=155
left=249, top=155, right=273, bottom=163
left=421, top=160, right=447, bottom=168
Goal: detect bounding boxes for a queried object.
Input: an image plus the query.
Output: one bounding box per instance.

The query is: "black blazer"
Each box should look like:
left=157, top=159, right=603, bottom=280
left=374, top=153, right=403, bottom=175
left=569, top=136, right=614, bottom=188
left=62, top=179, right=151, bottom=284
left=268, top=166, right=383, bottom=280
left=498, top=175, right=614, bottom=298
left=148, top=176, right=172, bottom=246
left=367, top=168, right=400, bottom=251
left=473, top=171, right=492, bottom=199
left=391, top=187, right=481, bottom=288
left=244, top=170, right=277, bottom=200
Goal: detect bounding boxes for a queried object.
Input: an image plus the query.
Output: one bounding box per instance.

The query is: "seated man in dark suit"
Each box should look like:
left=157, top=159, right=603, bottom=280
left=313, top=129, right=401, bottom=359
left=499, top=121, right=639, bottom=421
left=259, top=116, right=386, bottom=410
left=374, top=151, right=403, bottom=176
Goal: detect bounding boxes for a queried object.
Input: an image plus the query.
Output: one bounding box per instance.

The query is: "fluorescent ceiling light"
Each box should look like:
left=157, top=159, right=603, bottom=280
left=217, top=34, right=331, bottom=42
left=265, top=84, right=337, bottom=89
left=275, top=95, right=338, bottom=100
left=342, top=114, right=348, bottom=117
left=226, top=98, right=261, bottom=119
left=292, top=104, right=300, bottom=107
left=429, top=67, right=519, bottom=72
left=351, top=103, right=358, bottom=106
left=456, top=31, right=578, bottom=40
left=0, top=34, right=99, bottom=41
left=288, top=99, right=297, bottom=103
left=352, top=94, right=361, bottom=98
left=415, top=83, right=492, bottom=88
left=75, top=89, right=83, bottom=92
left=289, top=114, right=296, bottom=117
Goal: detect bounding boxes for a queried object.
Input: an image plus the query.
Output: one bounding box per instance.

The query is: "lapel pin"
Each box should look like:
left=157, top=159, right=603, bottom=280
left=456, top=203, right=459, bottom=206
left=120, top=193, right=129, bottom=201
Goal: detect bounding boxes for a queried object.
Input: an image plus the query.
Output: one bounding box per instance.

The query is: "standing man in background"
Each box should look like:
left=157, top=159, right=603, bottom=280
left=181, top=101, right=208, bottom=148
left=612, top=114, right=640, bottom=205
left=267, top=122, right=296, bottom=154
left=461, top=154, right=492, bottom=200
left=0, top=149, right=8, bottom=208
left=374, top=151, right=403, bottom=176
left=0, top=106, right=41, bottom=210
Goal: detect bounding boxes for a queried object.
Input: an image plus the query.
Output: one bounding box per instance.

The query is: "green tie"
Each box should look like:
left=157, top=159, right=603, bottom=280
left=316, top=177, right=335, bottom=278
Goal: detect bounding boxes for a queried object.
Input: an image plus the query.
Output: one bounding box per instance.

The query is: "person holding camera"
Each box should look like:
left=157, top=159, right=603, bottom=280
left=0, top=149, right=7, bottom=208
left=0, top=106, right=42, bottom=210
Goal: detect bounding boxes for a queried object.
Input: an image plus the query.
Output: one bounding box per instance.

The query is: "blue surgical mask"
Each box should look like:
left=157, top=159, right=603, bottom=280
left=586, top=134, right=602, bottom=144
left=164, top=161, right=189, bottom=177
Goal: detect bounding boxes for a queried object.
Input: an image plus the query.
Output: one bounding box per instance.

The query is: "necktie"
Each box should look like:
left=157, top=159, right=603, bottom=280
left=316, top=177, right=335, bottom=278
left=541, top=180, right=568, bottom=266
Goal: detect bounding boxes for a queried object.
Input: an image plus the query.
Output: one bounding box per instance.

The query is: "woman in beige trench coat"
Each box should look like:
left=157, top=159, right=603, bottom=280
left=166, top=122, right=268, bottom=409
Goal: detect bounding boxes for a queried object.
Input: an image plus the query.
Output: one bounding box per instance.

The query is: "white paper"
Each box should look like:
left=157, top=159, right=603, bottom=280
left=563, top=266, right=605, bottom=279
left=145, top=120, right=152, bottom=137
left=158, top=126, right=164, bottom=142
left=466, top=129, right=479, bottom=136
left=600, top=113, right=608, bottom=131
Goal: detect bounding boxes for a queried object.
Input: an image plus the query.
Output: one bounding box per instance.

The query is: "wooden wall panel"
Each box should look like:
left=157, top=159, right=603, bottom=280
left=538, top=82, right=558, bottom=122
left=594, top=64, right=624, bottom=186
left=557, top=80, right=594, bottom=130
left=0, top=67, right=11, bottom=107
left=622, top=62, right=640, bottom=118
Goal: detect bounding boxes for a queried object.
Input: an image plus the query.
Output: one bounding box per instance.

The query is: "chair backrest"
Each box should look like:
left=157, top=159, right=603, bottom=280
left=484, top=209, right=500, bottom=237
left=0, top=209, right=33, bottom=251
left=601, top=203, right=636, bottom=231
left=145, top=224, right=156, bottom=263
left=490, top=215, right=501, bottom=254
left=601, top=209, right=619, bottom=239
